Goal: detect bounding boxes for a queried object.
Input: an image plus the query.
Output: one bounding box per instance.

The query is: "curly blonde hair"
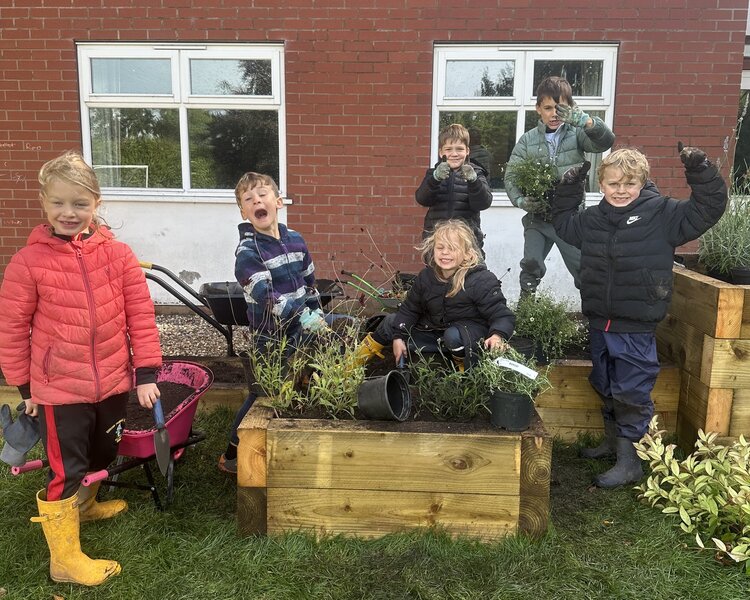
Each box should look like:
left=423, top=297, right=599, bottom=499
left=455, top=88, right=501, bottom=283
left=419, top=220, right=481, bottom=298
left=597, top=148, right=650, bottom=186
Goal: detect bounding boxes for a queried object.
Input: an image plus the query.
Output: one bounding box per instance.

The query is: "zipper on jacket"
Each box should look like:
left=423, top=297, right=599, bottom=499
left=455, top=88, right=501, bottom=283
left=75, top=245, right=102, bottom=401
left=605, top=231, right=616, bottom=319
left=42, top=347, right=52, bottom=385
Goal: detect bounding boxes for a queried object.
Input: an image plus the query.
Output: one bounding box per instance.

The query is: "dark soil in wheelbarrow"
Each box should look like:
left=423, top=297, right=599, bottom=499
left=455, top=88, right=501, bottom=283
left=126, top=382, right=195, bottom=431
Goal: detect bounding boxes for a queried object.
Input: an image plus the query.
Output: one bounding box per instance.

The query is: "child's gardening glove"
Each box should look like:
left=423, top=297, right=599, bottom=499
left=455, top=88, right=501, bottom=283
left=299, top=307, right=329, bottom=333
left=555, top=104, right=590, bottom=128
left=677, top=141, right=710, bottom=172
left=517, top=196, right=545, bottom=213
left=433, top=157, right=451, bottom=181
left=0, top=402, right=40, bottom=467
left=459, top=163, right=478, bottom=182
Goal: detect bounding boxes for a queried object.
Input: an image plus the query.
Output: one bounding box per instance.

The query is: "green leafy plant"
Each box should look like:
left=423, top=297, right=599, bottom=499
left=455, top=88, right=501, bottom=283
left=504, top=156, right=558, bottom=217
left=303, top=322, right=366, bottom=419
left=698, top=193, right=750, bottom=276
left=474, top=346, right=552, bottom=400
left=635, top=417, right=750, bottom=572
left=244, top=334, right=306, bottom=413
left=513, top=292, right=587, bottom=361
left=409, top=355, right=488, bottom=421
left=699, top=92, right=750, bottom=277
left=408, top=346, right=550, bottom=421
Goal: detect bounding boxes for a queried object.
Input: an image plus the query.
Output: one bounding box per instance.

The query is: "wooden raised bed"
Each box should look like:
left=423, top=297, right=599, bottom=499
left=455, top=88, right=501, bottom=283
left=656, top=266, right=750, bottom=447
left=535, top=359, right=681, bottom=441
left=237, top=404, right=552, bottom=541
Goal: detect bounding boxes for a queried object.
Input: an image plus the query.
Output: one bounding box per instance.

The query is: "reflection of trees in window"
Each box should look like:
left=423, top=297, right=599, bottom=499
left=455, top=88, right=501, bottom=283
left=90, top=108, right=181, bottom=188
left=532, top=61, right=603, bottom=96
left=219, top=59, right=272, bottom=96
left=189, top=110, right=279, bottom=189
left=439, top=111, right=517, bottom=190
left=478, top=66, right=513, bottom=97
left=189, top=59, right=279, bottom=189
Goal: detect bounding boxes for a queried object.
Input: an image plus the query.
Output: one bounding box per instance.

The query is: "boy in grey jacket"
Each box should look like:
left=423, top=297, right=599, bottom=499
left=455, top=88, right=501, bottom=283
left=505, top=76, right=615, bottom=297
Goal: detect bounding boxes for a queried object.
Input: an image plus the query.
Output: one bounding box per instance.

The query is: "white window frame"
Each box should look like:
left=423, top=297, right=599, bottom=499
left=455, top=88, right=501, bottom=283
left=433, top=43, right=618, bottom=205
left=77, top=42, right=287, bottom=202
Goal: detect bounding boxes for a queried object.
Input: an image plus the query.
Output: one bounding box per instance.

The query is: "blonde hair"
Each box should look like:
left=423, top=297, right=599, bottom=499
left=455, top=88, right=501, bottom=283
left=234, top=172, right=280, bottom=207
left=420, top=220, right=481, bottom=297
left=38, top=151, right=102, bottom=227
left=597, top=148, right=650, bottom=186
left=438, top=123, right=470, bottom=150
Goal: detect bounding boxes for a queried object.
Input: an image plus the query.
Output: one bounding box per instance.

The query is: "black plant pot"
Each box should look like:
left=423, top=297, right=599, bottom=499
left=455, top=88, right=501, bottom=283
left=730, top=266, right=750, bottom=285
left=705, top=268, right=733, bottom=283
left=508, top=336, right=537, bottom=361
left=358, top=370, right=411, bottom=421
left=488, top=391, right=534, bottom=431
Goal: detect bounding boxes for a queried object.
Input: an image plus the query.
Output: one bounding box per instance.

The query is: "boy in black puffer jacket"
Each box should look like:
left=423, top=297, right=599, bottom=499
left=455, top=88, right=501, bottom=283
left=551, top=145, right=727, bottom=488
left=415, top=123, right=493, bottom=252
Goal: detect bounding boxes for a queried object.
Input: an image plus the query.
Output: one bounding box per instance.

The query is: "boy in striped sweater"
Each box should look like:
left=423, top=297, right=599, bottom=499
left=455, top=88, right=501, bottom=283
left=219, top=172, right=324, bottom=473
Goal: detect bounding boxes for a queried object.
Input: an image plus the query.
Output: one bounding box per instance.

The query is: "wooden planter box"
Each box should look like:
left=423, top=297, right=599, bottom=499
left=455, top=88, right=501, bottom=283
left=237, top=404, right=552, bottom=541
left=656, top=266, right=750, bottom=447
left=535, top=359, right=681, bottom=441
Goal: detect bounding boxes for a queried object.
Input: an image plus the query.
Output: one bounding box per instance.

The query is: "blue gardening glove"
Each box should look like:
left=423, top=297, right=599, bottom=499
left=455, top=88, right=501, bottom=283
left=459, top=163, right=478, bottom=182
left=299, top=307, right=329, bottom=333
left=555, top=104, right=590, bottom=128
left=0, top=402, right=40, bottom=467
left=517, top=196, right=545, bottom=212
left=677, top=141, right=710, bottom=172
left=433, top=157, right=451, bottom=181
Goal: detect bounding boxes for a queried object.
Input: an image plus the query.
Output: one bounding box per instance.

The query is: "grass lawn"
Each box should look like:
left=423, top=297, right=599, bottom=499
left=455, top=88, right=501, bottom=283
left=1, top=407, right=748, bottom=600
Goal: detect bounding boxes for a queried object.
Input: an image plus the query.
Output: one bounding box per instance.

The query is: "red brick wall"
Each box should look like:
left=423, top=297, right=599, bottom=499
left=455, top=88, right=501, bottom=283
left=1, top=0, right=747, bottom=280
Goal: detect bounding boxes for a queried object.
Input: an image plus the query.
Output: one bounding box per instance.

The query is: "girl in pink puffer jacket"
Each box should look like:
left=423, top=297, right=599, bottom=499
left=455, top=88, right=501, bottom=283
left=0, top=151, right=162, bottom=586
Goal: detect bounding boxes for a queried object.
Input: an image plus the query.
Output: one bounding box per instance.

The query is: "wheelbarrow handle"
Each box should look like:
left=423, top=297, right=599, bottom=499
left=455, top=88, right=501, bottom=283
left=11, top=459, right=47, bottom=475
left=82, top=470, right=110, bottom=486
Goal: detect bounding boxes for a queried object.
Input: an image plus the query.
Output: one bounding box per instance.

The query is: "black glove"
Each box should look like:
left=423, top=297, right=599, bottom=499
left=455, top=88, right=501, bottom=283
left=561, top=161, right=592, bottom=184
left=433, top=156, right=451, bottom=181
left=678, top=142, right=710, bottom=172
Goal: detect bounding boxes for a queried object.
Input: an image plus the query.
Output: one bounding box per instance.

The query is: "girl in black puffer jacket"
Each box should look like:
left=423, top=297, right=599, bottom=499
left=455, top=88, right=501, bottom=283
left=353, top=219, right=515, bottom=370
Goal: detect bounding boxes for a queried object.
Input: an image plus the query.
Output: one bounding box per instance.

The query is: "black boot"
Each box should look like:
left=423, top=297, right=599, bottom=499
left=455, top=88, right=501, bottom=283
left=595, top=437, right=643, bottom=488
left=580, top=419, right=617, bottom=459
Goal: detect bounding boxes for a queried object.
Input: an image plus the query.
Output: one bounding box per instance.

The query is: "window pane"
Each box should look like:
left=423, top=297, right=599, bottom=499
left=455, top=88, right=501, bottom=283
left=523, top=109, right=604, bottom=193
left=190, top=59, right=272, bottom=96
left=188, top=109, right=279, bottom=189
left=91, top=58, right=172, bottom=94
left=532, top=61, right=603, bottom=96
left=439, top=111, right=518, bottom=191
left=90, top=108, right=181, bottom=188
left=445, top=60, right=514, bottom=97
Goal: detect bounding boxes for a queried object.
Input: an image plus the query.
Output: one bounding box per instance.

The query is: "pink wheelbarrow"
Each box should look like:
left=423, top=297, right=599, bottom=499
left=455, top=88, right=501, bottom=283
left=13, top=360, right=214, bottom=510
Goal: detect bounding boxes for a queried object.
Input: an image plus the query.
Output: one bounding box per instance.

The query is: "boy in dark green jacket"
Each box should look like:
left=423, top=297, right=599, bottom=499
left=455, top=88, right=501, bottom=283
left=505, top=76, right=614, bottom=297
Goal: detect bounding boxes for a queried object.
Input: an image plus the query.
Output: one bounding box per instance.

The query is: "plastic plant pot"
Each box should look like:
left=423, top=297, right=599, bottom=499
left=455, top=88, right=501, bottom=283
left=489, top=390, right=534, bottom=432
left=357, top=370, right=411, bottom=421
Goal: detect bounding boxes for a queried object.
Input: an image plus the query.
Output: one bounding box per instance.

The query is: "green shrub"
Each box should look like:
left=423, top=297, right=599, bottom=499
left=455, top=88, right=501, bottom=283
left=698, top=193, right=750, bottom=275
left=635, top=417, right=750, bottom=572
left=513, top=292, right=586, bottom=360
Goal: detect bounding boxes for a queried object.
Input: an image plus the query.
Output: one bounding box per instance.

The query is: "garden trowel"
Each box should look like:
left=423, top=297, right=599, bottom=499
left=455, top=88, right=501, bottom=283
left=152, top=399, right=171, bottom=476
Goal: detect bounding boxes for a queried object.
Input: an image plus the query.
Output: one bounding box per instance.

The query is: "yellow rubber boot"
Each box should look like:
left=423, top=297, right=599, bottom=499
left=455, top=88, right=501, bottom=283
left=78, top=481, right=128, bottom=522
left=452, top=355, right=465, bottom=372
left=31, top=490, right=121, bottom=586
left=352, top=333, right=386, bottom=367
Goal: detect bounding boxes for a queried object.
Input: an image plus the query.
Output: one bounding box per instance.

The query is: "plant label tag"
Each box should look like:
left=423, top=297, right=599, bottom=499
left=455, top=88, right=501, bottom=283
left=493, top=357, right=539, bottom=380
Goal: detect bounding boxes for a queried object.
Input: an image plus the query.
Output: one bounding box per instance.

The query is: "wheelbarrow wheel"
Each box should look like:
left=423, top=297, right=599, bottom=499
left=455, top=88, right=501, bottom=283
left=165, top=457, right=175, bottom=505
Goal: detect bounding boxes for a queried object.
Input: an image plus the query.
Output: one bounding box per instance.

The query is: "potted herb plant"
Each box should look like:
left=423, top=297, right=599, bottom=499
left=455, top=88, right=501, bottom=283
left=698, top=193, right=750, bottom=284
left=243, top=334, right=306, bottom=415
left=512, top=292, right=587, bottom=363
left=476, top=347, right=552, bottom=431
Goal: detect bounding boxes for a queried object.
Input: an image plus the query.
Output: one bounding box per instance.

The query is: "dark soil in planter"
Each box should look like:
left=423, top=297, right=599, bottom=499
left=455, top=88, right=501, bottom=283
left=126, top=382, right=195, bottom=431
